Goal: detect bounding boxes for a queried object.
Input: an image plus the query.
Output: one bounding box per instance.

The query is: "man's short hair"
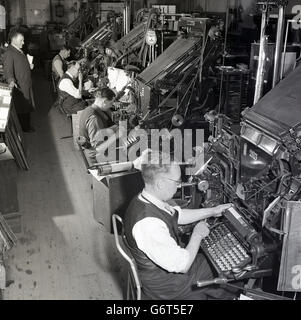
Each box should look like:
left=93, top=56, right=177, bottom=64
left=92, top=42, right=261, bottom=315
left=141, top=151, right=174, bottom=185
left=60, top=45, right=71, bottom=52
left=94, top=87, right=116, bottom=101
left=9, top=30, right=24, bottom=41
left=67, top=60, right=78, bottom=69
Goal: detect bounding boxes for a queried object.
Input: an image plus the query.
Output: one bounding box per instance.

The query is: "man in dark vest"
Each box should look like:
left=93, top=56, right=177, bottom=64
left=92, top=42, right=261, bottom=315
left=52, top=45, right=71, bottom=85
left=3, top=30, right=35, bottom=132
left=58, top=60, right=86, bottom=114
left=78, top=87, right=123, bottom=163
left=124, top=151, right=238, bottom=300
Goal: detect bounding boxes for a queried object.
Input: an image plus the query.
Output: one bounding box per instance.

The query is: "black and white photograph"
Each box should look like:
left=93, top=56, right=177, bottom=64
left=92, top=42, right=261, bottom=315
left=0, top=0, right=300, bottom=305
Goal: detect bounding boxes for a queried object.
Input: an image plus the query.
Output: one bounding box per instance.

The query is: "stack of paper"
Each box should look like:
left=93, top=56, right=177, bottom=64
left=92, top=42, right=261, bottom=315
left=0, top=83, right=12, bottom=132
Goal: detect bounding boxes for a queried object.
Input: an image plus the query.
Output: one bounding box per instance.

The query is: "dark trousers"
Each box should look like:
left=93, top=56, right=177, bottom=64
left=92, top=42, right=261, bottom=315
left=141, top=254, right=241, bottom=300
left=62, top=100, right=86, bottom=115
left=17, top=113, right=31, bottom=132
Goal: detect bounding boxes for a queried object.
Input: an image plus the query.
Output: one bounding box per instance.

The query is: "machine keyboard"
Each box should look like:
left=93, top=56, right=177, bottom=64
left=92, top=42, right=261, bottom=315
left=201, top=222, right=251, bottom=274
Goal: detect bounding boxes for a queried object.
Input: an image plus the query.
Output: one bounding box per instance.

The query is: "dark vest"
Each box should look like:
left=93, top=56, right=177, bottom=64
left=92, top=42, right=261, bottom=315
left=125, top=196, right=189, bottom=298
left=124, top=196, right=180, bottom=268
left=124, top=196, right=227, bottom=300
left=58, top=73, right=81, bottom=109
left=124, top=196, right=211, bottom=300
left=79, top=106, right=114, bottom=148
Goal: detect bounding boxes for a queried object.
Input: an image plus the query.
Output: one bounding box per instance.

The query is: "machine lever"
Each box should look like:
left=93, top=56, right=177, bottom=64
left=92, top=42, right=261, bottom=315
left=196, top=277, right=228, bottom=288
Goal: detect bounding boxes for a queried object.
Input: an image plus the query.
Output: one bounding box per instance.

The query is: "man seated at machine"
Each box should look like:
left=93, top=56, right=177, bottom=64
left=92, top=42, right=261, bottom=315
left=78, top=87, right=124, bottom=164
left=124, top=151, right=239, bottom=300
left=58, top=60, right=87, bottom=114
left=52, top=45, right=71, bottom=85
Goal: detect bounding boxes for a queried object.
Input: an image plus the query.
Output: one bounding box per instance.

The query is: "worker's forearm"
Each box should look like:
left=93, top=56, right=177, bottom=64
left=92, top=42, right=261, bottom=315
left=93, top=127, right=116, bottom=144
left=182, top=230, right=203, bottom=273
left=179, top=208, right=214, bottom=225
left=79, top=82, right=83, bottom=98
left=58, top=69, right=64, bottom=78
left=96, top=133, right=119, bottom=155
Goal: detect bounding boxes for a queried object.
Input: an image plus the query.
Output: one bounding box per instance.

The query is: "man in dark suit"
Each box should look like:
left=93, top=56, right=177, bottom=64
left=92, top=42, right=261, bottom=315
left=3, top=30, right=35, bottom=132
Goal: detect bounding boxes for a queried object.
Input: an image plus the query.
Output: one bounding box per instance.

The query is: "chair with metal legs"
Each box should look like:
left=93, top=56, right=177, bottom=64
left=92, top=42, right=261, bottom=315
left=112, top=214, right=142, bottom=300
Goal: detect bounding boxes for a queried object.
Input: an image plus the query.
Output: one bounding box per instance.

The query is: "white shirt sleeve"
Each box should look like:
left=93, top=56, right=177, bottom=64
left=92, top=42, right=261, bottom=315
left=53, top=59, right=64, bottom=78
left=132, top=217, right=190, bottom=273
left=58, top=78, right=81, bottom=99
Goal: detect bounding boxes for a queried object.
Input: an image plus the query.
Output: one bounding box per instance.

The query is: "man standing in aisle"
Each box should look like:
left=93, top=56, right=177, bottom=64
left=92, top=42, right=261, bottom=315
left=3, top=30, right=35, bottom=132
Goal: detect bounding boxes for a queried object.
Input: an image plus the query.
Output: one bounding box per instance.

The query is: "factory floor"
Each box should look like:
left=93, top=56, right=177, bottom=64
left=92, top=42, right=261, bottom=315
left=3, top=69, right=125, bottom=300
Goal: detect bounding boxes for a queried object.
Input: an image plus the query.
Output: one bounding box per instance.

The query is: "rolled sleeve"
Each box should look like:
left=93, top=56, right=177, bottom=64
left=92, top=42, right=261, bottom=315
left=132, top=217, right=190, bottom=273
left=53, top=59, right=64, bottom=78
left=59, top=78, right=81, bottom=99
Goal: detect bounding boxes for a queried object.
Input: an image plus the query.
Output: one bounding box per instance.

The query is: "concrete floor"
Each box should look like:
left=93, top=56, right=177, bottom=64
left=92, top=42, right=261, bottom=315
left=3, top=70, right=125, bottom=300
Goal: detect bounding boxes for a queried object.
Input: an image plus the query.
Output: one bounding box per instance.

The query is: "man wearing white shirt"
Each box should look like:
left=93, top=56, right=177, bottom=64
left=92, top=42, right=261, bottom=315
left=52, top=45, right=71, bottom=84
left=124, top=151, right=236, bottom=300
left=58, top=60, right=86, bottom=114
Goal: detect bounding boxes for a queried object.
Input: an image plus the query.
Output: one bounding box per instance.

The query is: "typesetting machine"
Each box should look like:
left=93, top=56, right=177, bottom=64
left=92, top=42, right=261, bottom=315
left=186, top=63, right=301, bottom=288
left=78, top=15, right=224, bottom=131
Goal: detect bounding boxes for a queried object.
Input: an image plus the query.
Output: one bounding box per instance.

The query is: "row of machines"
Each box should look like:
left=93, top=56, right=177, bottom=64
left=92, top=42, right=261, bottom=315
left=191, top=62, right=301, bottom=293
left=136, top=17, right=223, bottom=129
left=103, top=17, right=223, bottom=131
left=76, top=11, right=225, bottom=131
left=73, top=4, right=300, bottom=296
left=77, top=9, right=163, bottom=84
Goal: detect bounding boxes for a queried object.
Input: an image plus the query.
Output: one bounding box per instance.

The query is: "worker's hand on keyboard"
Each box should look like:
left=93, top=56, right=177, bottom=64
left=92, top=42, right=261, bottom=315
left=212, top=203, right=233, bottom=217
left=194, top=221, right=210, bottom=239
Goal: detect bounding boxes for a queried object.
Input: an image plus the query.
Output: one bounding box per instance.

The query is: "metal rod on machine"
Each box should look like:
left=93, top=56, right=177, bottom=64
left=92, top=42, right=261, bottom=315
left=281, top=19, right=297, bottom=80
left=272, top=4, right=285, bottom=87
left=124, top=0, right=131, bottom=35
left=281, top=19, right=290, bottom=80
left=123, top=6, right=127, bottom=36
left=217, top=0, right=230, bottom=114
left=254, top=4, right=268, bottom=105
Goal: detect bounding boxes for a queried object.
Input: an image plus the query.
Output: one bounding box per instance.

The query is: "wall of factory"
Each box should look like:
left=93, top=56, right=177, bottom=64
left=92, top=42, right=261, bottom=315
left=132, top=0, right=236, bottom=13
left=142, top=0, right=300, bottom=15
left=7, top=0, right=81, bottom=27
left=6, top=0, right=301, bottom=28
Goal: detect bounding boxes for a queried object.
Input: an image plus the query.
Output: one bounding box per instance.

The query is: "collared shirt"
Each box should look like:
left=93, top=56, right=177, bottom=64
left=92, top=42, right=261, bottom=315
left=132, top=190, right=190, bottom=273
left=11, top=43, right=23, bottom=54
left=58, top=71, right=81, bottom=99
